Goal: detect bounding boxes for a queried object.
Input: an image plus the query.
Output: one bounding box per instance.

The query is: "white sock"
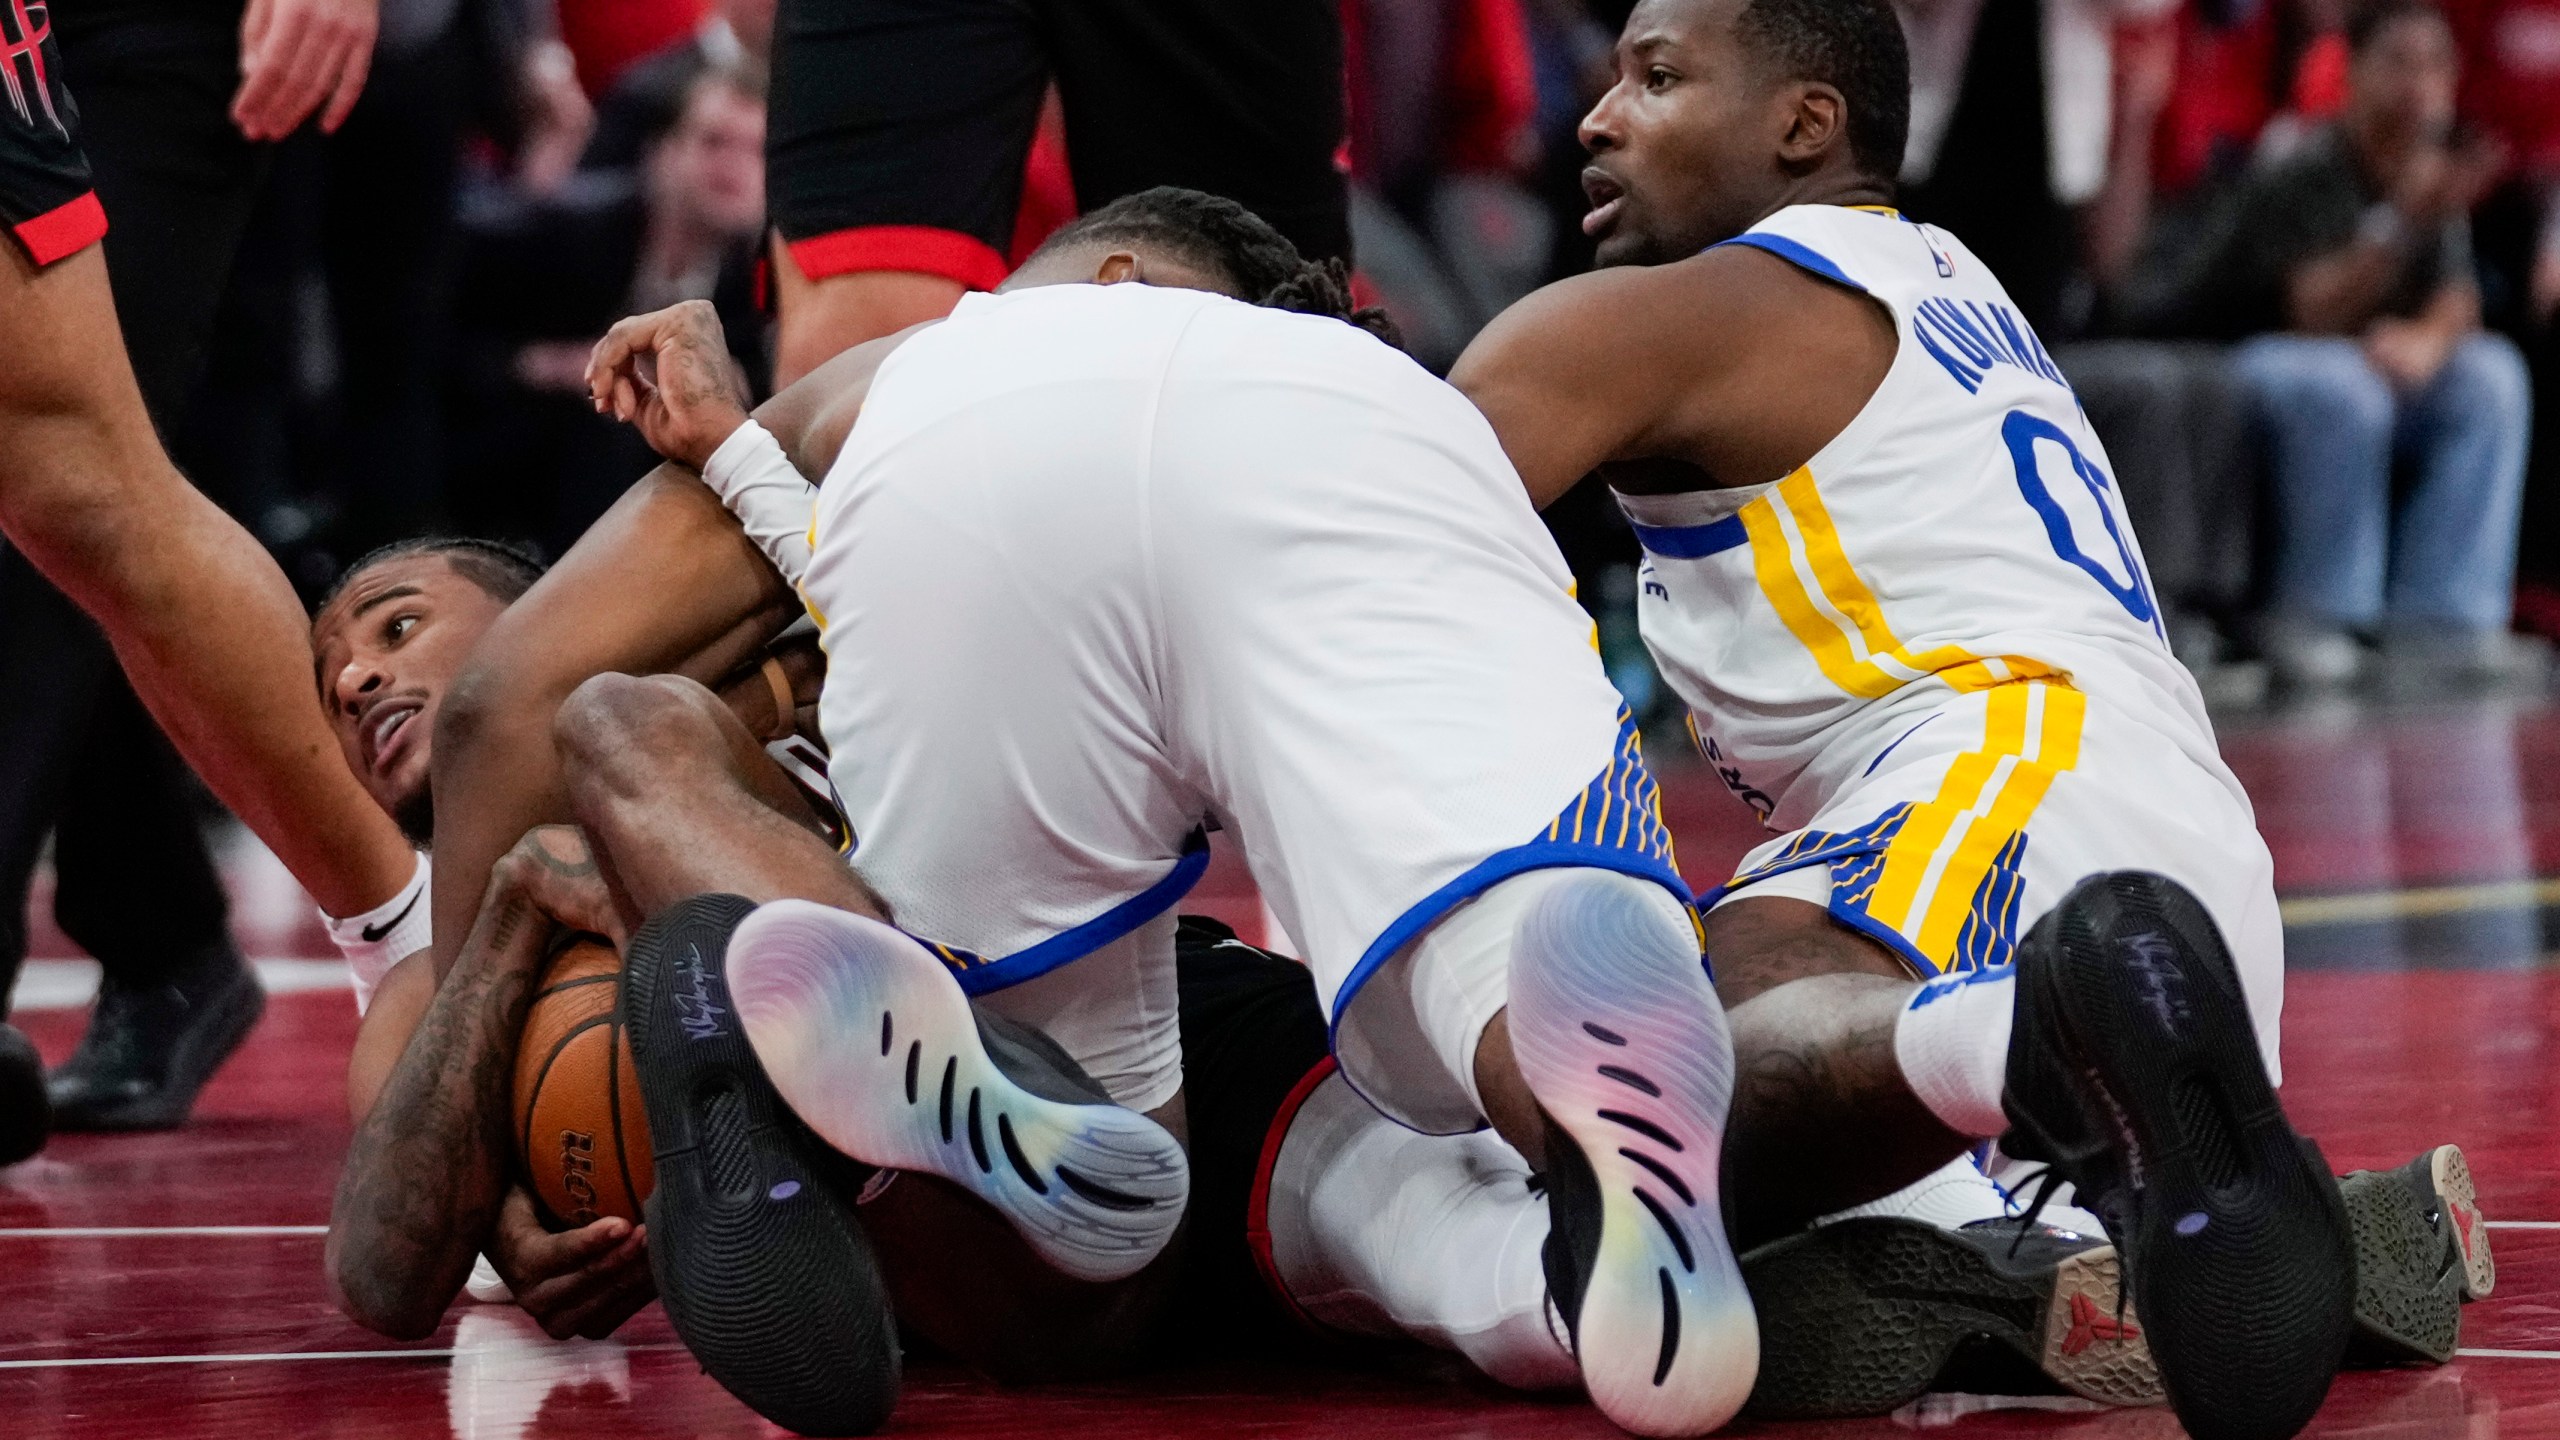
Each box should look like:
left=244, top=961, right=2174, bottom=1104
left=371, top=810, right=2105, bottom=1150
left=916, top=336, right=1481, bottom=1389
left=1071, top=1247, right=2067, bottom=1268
left=1264, top=1072, right=1577, bottom=1390
left=1401, top=869, right=1584, bottom=1126
left=1816, top=1153, right=2016, bottom=1229
left=1890, top=967, right=2016, bottom=1139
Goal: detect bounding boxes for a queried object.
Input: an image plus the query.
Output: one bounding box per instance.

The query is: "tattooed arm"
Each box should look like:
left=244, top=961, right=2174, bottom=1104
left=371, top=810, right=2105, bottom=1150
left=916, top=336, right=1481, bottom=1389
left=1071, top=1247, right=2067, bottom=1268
left=326, top=825, right=616, bottom=1339
left=1721, top=973, right=1969, bottom=1248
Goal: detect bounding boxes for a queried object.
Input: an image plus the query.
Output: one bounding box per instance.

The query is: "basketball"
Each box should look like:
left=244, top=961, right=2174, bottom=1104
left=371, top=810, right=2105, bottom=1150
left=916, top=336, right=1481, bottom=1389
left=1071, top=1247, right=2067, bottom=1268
left=513, top=936, right=654, bottom=1227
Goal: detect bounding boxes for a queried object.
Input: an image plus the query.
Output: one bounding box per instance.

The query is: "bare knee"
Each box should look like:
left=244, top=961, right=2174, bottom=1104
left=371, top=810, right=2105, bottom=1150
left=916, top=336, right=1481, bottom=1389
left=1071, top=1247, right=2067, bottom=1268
left=1703, top=896, right=1912, bottom=1006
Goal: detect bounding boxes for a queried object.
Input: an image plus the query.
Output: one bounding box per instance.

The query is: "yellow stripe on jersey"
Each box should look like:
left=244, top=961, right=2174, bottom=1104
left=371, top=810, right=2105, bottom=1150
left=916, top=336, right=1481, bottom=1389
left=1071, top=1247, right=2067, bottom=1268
left=1740, top=468, right=2071, bottom=702
left=1866, top=678, right=2085, bottom=970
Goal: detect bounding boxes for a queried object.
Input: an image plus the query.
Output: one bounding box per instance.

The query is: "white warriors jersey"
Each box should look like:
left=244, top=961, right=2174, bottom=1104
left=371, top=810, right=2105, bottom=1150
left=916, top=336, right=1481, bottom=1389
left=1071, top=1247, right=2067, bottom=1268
left=1616, top=204, right=2237, bottom=836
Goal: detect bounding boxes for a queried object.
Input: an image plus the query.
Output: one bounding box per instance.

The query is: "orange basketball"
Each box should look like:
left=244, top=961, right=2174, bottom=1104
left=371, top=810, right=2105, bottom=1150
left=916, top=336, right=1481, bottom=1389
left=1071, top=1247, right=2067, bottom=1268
left=513, top=937, right=655, bottom=1227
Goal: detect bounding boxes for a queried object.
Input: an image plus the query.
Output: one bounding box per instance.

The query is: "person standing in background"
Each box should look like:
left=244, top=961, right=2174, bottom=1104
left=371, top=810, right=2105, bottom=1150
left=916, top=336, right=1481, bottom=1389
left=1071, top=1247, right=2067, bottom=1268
left=1892, top=0, right=2178, bottom=336
left=760, top=0, right=1350, bottom=384
left=0, top=0, right=415, bottom=1163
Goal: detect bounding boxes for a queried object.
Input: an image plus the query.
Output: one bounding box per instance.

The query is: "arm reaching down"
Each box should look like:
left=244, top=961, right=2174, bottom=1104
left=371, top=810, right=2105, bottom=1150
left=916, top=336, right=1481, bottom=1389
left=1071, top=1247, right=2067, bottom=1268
left=327, top=826, right=619, bottom=1339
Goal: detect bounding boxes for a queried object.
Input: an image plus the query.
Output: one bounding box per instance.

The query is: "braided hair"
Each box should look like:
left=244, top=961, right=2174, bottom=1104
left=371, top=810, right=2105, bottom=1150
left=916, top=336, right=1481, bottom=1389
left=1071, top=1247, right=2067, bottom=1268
left=320, top=536, right=548, bottom=612
left=1035, top=187, right=1402, bottom=348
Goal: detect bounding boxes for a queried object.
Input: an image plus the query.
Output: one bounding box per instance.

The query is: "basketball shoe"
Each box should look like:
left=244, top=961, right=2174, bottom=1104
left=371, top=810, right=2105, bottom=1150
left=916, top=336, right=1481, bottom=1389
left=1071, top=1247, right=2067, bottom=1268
left=622, top=894, right=898, bottom=1437
left=0, top=1022, right=48, bottom=1165
left=2341, top=1144, right=2494, bottom=1364
left=724, top=899, right=1190, bottom=1285
left=1508, top=869, right=1758, bottom=1437
left=2001, top=871, right=2354, bottom=1440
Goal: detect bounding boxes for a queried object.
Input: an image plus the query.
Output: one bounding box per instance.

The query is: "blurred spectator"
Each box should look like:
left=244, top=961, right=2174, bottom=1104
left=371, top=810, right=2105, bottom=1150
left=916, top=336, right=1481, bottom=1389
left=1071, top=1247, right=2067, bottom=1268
left=1345, top=0, right=1552, bottom=370
left=584, top=0, right=774, bottom=172
left=555, top=0, right=709, bottom=97
left=2171, top=0, right=2531, bottom=687
left=1893, top=0, right=2179, bottom=336
left=451, top=63, right=769, bottom=555
left=2155, top=1, right=2352, bottom=199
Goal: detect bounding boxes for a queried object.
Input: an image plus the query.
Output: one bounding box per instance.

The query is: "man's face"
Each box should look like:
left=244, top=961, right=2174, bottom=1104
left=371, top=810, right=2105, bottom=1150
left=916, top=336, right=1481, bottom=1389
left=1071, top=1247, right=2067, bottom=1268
left=1579, top=0, right=1794, bottom=265
left=311, top=556, right=510, bottom=840
left=655, top=82, right=767, bottom=240
left=2350, top=14, right=2460, bottom=148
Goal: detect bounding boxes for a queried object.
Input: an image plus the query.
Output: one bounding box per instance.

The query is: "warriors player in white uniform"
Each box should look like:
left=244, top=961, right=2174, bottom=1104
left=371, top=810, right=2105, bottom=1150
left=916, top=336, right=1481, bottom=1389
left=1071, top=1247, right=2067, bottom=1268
left=566, top=189, right=1753, bottom=1438
left=1450, top=2, right=2487, bottom=1437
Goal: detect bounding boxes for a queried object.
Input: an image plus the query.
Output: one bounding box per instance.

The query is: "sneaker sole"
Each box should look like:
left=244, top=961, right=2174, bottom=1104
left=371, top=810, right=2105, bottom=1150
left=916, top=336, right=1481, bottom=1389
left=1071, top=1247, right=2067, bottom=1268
left=2032, top=872, right=2353, bottom=1440
left=2433, top=1144, right=2494, bottom=1301
left=2341, top=1143, right=2491, bottom=1366
left=622, top=895, right=899, bottom=1436
left=726, top=899, right=1188, bottom=1284
left=1507, top=872, right=1758, bottom=1437
left=1742, top=1217, right=2161, bottom=1419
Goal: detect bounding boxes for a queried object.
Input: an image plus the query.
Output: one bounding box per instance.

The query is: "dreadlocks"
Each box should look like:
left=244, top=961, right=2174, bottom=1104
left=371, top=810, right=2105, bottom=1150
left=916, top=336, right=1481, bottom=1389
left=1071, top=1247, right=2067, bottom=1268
left=1034, top=187, right=1401, bottom=348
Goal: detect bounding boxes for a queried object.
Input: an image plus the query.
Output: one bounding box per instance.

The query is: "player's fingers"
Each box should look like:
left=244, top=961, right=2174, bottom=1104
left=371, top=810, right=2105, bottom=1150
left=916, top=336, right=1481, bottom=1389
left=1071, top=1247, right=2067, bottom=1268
left=517, top=1230, right=647, bottom=1336
left=316, top=38, right=373, bottom=134
left=230, top=6, right=315, bottom=135
left=259, top=26, right=347, bottom=138
left=527, top=1215, right=632, bottom=1276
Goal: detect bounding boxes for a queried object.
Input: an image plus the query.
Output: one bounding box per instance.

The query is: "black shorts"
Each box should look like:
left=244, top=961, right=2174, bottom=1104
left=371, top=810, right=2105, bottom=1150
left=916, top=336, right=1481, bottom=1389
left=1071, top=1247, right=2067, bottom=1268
left=1159, top=913, right=1334, bottom=1354
left=0, top=0, right=105, bottom=266
left=767, top=0, right=1348, bottom=290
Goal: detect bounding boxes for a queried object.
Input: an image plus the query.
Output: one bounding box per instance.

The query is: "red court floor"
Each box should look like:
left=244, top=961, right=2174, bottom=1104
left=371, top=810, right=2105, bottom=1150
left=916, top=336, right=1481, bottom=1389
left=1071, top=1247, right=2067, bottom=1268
left=7, top=693, right=2560, bottom=1439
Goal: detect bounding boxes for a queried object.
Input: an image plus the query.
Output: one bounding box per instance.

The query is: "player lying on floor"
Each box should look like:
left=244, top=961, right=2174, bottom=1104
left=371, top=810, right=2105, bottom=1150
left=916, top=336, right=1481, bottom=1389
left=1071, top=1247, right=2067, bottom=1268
left=309, top=533, right=1617, bottom=1390
left=312, top=536, right=832, bottom=1338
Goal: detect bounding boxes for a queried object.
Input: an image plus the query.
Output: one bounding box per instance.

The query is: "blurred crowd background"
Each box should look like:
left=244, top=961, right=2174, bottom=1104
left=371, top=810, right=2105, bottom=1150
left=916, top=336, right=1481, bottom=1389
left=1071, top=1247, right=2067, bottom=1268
left=165, top=0, right=2560, bottom=710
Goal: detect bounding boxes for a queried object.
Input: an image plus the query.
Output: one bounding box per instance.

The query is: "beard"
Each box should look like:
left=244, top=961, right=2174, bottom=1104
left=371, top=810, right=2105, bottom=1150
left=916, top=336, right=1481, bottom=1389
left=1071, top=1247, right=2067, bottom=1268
left=392, top=784, right=435, bottom=848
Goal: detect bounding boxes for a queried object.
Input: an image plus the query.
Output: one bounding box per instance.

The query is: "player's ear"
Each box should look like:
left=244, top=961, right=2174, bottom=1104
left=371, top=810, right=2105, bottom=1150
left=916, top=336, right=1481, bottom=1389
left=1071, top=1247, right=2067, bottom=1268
left=1777, top=81, right=1847, bottom=172
left=1094, top=250, right=1144, bottom=285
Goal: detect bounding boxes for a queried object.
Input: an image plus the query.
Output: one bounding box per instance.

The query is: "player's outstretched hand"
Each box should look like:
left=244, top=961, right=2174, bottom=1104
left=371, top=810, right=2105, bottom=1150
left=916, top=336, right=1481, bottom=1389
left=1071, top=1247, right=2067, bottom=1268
left=587, top=300, right=752, bottom=472
left=490, top=1186, right=656, bottom=1341
left=231, top=0, right=377, bottom=141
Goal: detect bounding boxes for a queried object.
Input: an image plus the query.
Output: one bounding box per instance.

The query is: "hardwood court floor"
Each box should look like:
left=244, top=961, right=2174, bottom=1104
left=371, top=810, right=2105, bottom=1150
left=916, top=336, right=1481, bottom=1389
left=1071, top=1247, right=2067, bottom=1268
left=6, top=693, right=2559, bottom=1439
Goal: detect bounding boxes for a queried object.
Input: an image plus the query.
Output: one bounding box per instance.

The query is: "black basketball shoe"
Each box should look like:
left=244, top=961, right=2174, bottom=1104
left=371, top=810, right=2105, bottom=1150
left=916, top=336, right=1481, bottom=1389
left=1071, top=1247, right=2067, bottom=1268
left=47, top=944, right=264, bottom=1130
left=0, top=1022, right=50, bottom=1166
left=622, top=894, right=899, bottom=1436
left=2000, top=871, right=2354, bottom=1440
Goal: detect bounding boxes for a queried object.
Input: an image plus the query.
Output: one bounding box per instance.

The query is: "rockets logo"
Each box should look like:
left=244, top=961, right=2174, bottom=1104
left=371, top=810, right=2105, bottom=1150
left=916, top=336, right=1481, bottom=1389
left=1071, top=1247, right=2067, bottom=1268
left=0, top=0, right=65, bottom=139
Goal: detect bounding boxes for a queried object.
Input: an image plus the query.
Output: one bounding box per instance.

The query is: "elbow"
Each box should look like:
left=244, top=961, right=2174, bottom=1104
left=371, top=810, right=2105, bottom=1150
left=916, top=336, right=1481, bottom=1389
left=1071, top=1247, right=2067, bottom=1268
left=324, top=1230, right=447, bottom=1341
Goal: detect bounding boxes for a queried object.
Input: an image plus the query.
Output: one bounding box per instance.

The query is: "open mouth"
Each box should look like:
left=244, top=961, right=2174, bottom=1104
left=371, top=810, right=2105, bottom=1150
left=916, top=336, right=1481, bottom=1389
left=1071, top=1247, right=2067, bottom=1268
left=1581, top=167, right=1628, bottom=238
left=362, top=699, right=425, bottom=777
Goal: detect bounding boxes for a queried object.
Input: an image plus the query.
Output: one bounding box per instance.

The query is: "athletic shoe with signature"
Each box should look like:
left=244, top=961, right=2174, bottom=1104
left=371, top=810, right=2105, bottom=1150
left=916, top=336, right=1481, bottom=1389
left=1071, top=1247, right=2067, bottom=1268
left=2001, top=871, right=2354, bottom=1440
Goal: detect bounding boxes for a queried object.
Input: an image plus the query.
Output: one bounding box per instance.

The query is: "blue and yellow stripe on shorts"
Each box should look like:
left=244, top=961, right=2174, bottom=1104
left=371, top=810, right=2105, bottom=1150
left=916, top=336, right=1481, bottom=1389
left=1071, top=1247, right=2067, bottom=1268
left=1671, top=467, right=2086, bottom=974
left=1330, top=709, right=1698, bottom=1045
left=1706, top=676, right=2084, bottom=976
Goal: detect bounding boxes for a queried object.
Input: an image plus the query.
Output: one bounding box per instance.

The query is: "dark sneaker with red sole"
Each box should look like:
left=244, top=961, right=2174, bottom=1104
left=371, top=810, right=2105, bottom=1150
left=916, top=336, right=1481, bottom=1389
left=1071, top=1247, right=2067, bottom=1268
left=2001, top=871, right=2354, bottom=1440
